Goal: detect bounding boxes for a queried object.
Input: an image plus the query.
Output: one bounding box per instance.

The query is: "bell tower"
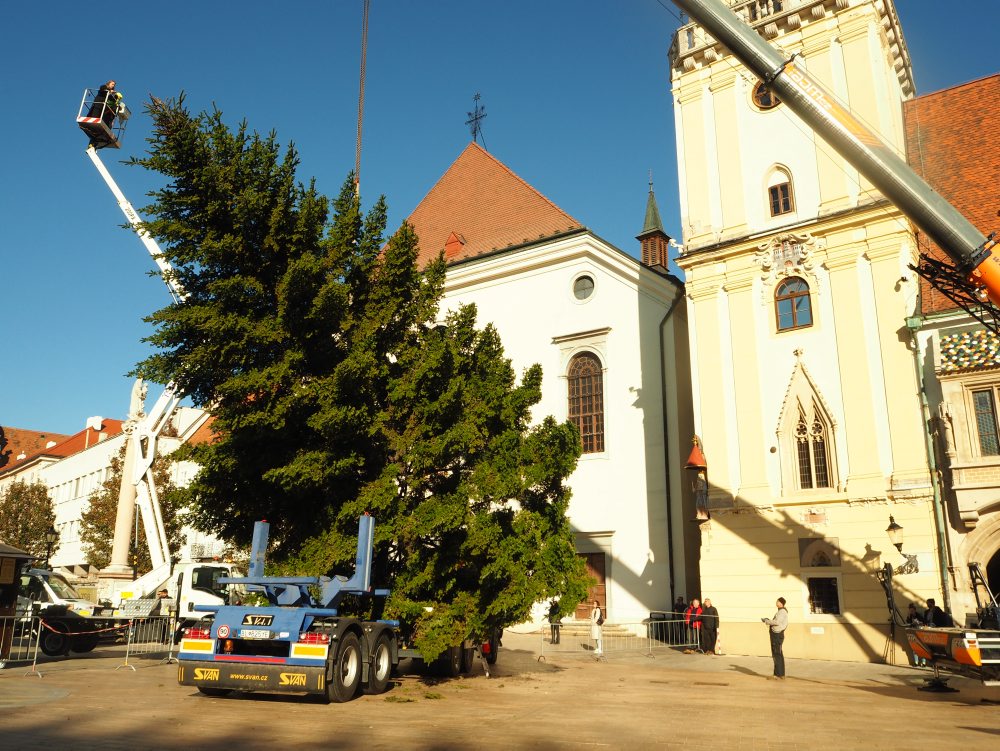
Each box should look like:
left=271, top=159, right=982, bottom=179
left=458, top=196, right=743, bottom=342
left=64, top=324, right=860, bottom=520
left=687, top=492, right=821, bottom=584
left=669, top=0, right=943, bottom=664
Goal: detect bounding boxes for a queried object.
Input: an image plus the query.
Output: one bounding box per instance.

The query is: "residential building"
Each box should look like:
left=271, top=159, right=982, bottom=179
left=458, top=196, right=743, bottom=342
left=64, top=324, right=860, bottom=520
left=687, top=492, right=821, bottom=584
left=904, top=74, right=1000, bottom=608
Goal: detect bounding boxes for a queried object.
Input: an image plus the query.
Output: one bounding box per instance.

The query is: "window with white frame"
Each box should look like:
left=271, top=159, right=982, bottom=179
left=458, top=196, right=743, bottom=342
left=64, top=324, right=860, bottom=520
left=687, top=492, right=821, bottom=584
left=971, top=386, right=1000, bottom=456
left=567, top=352, right=605, bottom=454
left=767, top=168, right=795, bottom=217
left=798, top=538, right=842, bottom=615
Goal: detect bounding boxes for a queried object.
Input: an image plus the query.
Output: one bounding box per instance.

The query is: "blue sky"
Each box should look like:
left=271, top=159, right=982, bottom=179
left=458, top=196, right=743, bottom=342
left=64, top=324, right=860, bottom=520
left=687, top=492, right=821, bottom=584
left=3, top=1, right=998, bottom=435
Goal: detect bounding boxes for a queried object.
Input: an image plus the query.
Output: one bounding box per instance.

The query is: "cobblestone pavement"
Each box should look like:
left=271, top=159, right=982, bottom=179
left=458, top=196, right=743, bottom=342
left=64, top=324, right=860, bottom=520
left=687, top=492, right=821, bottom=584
left=0, top=631, right=997, bottom=750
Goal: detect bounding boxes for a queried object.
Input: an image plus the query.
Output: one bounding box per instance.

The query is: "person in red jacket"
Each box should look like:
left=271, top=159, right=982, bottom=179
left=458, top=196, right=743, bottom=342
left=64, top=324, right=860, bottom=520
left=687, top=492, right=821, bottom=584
left=684, top=598, right=703, bottom=653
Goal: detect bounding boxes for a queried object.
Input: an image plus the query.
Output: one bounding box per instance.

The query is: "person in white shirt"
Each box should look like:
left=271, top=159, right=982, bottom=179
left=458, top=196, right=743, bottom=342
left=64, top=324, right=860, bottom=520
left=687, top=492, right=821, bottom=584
left=591, top=600, right=604, bottom=656
left=762, top=597, right=788, bottom=679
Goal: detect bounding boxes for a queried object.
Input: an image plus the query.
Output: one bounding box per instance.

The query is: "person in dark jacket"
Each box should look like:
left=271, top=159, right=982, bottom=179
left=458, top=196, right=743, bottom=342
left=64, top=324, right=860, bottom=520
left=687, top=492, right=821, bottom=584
left=88, top=80, right=122, bottom=129
left=548, top=600, right=561, bottom=645
left=924, top=598, right=954, bottom=627
left=701, top=598, right=719, bottom=654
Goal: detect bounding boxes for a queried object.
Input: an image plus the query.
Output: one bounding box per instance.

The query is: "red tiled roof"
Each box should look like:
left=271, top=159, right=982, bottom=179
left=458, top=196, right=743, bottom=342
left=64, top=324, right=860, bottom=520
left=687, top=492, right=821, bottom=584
left=0, top=426, right=71, bottom=472
left=187, top=415, right=219, bottom=446
left=0, top=420, right=124, bottom=476
left=406, top=142, right=583, bottom=267
left=903, top=74, right=1000, bottom=315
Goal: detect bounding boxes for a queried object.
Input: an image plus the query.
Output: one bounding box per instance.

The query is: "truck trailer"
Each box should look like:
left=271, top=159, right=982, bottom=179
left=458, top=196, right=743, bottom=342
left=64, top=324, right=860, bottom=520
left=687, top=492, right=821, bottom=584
left=177, top=515, right=496, bottom=702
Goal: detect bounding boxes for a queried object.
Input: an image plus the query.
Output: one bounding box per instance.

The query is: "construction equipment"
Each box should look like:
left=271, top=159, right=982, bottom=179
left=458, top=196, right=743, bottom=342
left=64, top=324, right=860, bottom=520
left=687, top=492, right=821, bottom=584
left=76, top=86, right=241, bottom=624
left=176, top=515, right=491, bottom=702
left=877, top=562, right=1000, bottom=689
left=672, top=0, right=1000, bottom=334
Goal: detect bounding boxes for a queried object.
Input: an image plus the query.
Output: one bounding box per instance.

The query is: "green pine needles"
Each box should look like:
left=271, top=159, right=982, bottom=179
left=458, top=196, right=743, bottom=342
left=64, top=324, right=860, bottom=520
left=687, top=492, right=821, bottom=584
left=129, top=95, right=589, bottom=659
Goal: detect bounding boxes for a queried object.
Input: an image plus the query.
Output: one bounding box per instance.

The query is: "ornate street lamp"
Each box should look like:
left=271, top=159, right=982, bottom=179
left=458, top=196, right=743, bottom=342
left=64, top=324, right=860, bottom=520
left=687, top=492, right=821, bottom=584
left=885, top=516, right=904, bottom=552
left=44, top=525, right=58, bottom=569
left=885, top=516, right=918, bottom=575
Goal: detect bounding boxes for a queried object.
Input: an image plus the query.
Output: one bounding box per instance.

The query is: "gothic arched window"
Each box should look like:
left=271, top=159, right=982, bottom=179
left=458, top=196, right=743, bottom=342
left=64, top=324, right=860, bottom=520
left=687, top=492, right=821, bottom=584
left=568, top=352, right=605, bottom=454
left=775, top=276, right=812, bottom=331
left=795, top=403, right=831, bottom=489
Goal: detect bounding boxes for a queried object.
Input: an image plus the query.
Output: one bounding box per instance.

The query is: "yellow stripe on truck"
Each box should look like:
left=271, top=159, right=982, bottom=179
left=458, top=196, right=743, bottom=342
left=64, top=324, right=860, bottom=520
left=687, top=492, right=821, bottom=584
left=180, top=639, right=215, bottom=652
left=290, top=644, right=328, bottom=658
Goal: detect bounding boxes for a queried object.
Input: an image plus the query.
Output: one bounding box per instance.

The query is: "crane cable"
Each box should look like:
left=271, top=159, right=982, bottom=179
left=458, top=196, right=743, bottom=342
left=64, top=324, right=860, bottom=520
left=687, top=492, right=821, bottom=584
left=355, top=0, right=370, bottom=197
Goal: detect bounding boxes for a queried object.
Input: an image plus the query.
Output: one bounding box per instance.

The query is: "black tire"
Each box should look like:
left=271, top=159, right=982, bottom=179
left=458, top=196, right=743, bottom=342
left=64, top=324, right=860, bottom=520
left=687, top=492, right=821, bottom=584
left=70, top=633, right=100, bottom=653
left=435, top=645, right=462, bottom=677
left=326, top=632, right=362, bottom=703
left=460, top=643, right=475, bottom=674
left=485, top=632, right=500, bottom=665
left=364, top=633, right=393, bottom=695
left=197, top=687, right=232, bottom=697
left=40, top=623, right=70, bottom=656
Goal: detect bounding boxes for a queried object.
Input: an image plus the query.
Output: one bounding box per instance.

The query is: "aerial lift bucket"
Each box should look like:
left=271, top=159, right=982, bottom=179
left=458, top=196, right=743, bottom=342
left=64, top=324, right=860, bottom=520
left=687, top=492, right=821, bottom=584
left=76, top=87, right=131, bottom=149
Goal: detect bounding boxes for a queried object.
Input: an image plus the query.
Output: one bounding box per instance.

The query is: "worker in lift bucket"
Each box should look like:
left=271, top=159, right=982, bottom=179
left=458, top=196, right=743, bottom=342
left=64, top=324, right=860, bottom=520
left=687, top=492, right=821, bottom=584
left=88, top=80, right=124, bottom=130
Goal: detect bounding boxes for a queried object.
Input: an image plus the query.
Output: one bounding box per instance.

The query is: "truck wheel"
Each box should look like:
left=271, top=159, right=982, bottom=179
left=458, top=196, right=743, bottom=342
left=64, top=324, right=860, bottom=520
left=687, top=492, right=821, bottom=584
left=364, top=633, right=392, bottom=695
left=40, top=623, right=70, bottom=656
left=197, top=687, right=232, bottom=697
left=432, top=645, right=462, bottom=677
left=71, top=633, right=100, bottom=653
left=460, top=643, right=475, bottom=674
left=485, top=632, right=500, bottom=665
left=326, top=632, right=361, bottom=703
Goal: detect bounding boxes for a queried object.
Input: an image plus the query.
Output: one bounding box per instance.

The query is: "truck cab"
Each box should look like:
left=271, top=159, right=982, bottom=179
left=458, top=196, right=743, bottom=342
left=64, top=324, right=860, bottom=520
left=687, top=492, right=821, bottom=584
left=20, top=568, right=112, bottom=619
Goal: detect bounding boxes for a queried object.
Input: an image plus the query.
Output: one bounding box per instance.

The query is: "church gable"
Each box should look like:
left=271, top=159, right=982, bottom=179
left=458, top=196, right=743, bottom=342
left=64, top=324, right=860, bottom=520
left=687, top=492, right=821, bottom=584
left=406, top=142, right=583, bottom=267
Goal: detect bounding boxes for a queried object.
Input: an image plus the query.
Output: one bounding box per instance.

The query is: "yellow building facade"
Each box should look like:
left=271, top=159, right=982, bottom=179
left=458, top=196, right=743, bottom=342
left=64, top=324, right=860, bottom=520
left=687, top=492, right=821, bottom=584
left=671, top=0, right=944, bottom=662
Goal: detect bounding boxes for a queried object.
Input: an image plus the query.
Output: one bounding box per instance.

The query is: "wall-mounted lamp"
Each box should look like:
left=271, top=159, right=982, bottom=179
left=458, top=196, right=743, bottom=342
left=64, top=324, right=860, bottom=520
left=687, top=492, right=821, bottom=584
left=885, top=515, right=918, bottom=575
left=885, top=516, right=904, bottom=552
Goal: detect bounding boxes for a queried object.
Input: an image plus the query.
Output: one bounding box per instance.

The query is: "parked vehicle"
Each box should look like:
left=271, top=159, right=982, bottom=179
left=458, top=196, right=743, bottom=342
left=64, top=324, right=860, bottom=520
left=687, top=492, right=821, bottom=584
left=177, top=516, right=497, bottom=702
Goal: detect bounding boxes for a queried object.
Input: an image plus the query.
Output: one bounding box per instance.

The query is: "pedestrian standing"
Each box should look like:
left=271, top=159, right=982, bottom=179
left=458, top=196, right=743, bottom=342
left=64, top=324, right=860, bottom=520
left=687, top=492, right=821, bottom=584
left=548, top=600, right=562, bottom=645
left=672, top=595, right=687, bottom=644
left=591, top=600, right=604, bottom=656
left=684, top=598, right=703, bottom=653
left=762, top=596, right=788, bottom=679
left=701, top=598, right=719, bottom=654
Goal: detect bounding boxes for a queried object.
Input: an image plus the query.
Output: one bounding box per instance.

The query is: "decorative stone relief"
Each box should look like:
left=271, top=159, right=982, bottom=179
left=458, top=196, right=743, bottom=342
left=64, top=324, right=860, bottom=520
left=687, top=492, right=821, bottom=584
left=754, top=232, right=823, bottom=303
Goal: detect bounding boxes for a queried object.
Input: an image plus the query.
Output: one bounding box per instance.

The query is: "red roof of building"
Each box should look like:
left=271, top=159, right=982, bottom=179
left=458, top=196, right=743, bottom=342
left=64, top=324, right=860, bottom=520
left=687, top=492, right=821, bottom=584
left=903, top=74, right=1000, bottom=315
left=0, top=420, right=124, bottom=476
left=406, top=142, right=583, bottom=267
left=0, top=426, right=71, bottom=473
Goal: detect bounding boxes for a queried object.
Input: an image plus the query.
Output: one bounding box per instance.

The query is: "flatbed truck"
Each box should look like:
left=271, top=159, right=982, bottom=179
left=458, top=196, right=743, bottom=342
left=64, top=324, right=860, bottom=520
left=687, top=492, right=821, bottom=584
left=177, top=515, right=496, bottom=702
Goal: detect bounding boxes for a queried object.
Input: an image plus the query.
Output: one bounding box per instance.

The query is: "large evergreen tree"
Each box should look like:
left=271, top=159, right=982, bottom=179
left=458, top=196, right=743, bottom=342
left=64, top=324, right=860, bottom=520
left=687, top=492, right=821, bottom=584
left=130, top=96, right=588, bottom=657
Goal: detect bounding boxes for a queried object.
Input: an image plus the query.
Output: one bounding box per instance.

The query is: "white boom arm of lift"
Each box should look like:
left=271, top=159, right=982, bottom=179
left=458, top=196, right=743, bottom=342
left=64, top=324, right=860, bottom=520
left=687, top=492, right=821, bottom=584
left=86, top=144, right=186, bottom=592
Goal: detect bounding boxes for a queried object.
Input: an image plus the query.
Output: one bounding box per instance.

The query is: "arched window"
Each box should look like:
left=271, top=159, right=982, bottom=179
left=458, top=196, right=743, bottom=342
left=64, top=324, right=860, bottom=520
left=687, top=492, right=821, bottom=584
left=795, top=403, right=831, bottom=489
left=767, top=168, right=794, bottom=216
left=568, top=352, right=605, bottom=453
left=775, top=276, right=812, bottom=331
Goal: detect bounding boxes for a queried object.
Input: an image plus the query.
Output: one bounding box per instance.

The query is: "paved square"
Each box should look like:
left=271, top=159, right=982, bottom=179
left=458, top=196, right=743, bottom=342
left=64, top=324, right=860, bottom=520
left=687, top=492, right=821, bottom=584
left=1, top=631, right=997, bottom=749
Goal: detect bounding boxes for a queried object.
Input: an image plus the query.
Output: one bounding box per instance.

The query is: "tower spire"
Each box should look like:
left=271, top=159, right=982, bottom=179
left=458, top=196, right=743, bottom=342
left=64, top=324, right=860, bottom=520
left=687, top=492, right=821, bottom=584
left=637, top=172, right=671, bottom=269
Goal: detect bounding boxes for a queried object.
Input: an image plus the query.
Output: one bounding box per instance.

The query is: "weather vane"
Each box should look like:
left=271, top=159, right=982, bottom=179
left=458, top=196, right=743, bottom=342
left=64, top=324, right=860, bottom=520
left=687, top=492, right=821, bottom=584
left=466, top=93, right=487, bottom=150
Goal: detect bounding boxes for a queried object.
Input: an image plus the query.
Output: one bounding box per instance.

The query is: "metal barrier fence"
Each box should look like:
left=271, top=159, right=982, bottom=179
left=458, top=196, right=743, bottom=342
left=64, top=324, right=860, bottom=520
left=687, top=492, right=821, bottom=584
left=540, top=615, right=721, bottom=660
left=117, top=615, right=177, bottom=671
left=0, top=614, right=41, bottom=675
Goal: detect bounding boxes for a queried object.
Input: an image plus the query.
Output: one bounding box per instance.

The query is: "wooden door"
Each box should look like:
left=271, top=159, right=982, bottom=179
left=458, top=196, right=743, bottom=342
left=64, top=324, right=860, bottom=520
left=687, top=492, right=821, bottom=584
left=575, top=552, right=606, bottom=620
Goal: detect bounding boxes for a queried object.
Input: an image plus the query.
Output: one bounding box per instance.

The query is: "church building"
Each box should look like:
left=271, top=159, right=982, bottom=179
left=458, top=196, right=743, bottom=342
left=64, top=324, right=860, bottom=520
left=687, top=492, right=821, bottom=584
left=406, top=142, right=698, bottom=621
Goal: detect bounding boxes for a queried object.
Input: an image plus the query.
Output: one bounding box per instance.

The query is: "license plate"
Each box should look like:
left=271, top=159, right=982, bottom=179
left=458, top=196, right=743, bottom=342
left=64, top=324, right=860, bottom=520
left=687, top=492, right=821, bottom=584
left=240, top=629, right=272, bottom=639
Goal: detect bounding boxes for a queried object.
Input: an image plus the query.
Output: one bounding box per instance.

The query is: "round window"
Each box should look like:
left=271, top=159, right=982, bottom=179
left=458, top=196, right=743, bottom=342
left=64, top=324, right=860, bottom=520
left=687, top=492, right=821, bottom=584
left=573, top=275, right=595, bottom=300
left=752, top=81, right=780, bottom=110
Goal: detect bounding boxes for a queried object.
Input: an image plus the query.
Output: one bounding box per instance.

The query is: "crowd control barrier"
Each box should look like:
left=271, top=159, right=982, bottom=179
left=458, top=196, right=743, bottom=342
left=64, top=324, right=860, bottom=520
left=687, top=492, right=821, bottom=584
left=117, top=615, right=177, bottom=671
left=0, top=614, right=41, bottom=675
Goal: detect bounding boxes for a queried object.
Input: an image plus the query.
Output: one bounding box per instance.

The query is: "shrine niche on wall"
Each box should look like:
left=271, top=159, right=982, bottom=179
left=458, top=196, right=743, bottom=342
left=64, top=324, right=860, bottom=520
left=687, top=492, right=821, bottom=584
left=798, top=537, right=841, bottom=568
